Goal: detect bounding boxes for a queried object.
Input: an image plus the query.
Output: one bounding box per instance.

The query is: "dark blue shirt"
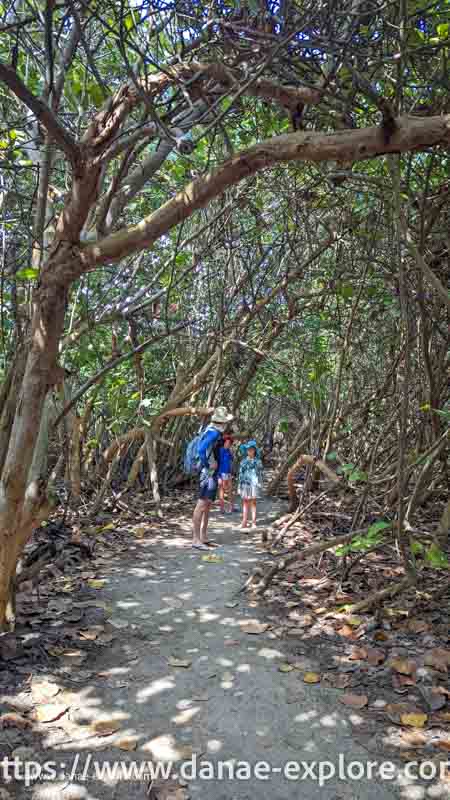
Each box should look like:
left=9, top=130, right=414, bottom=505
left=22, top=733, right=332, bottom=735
left=218, top=447, right=233, bottom=475
left=198, top=427, right=222, bottom=474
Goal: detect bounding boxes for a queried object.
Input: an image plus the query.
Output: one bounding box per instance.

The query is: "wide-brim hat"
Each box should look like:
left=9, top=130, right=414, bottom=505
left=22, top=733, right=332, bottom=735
left=239, top=440, right=260, bottom=457
left=211, top=406, right=234, bottom=425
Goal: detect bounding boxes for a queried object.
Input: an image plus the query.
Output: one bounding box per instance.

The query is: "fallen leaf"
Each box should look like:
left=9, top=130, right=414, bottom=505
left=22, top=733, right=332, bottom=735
left=168, top=658, right=192, bottom=669
left=436, top=740, right=450, bottom=751
left=337, top=624, right=357, bottom=639
left=87, top=579, right=106, bottom=589
left=279, top=663, right=294, bottom=673
left=303, top=672, right=321, bottom=684
left=366, top=648, right=386, bottom=666
left=401, top=730, right=427, bottom=746
left=99, top=523, right=116, bottom=532
left=347, top=616, right=363, bottom=627
left=390, top=658, right=417, bottom=676
left=241, top=622, right=270, bottom=635
left=340, top=693, right=368, bottom=709
left=133, top=525, right=149, bottom=538
left=79, top=627, right=102, bottom=641
left=373, top=630, right=390, bottom=642
left=0, top=712, right=31, bottom=730
left=36, top=704, right=70, bottom=723
left=425, top=649, right=450, bottom=673
left=386, top=703, right=415, bottom=725
left=349, top=646, right=368, bottom=661
left=47, top=646, right=64, bottom=657
left=31, top=679, right=60, bottom=703
left=401, top=713, right=428, bottom=728
left=421, top=687, right=447, bottom=712
left=201, top=554, right=223, bottom=563
left=288, top=610, right=313, bottom=626
left=116, top=737, right=138, bottom=751
left=61, top=649, right=88, bottom=665
left=408, top=619, right=429, bottom=634
left=225, top=601, right=239, bottom=609
left=92, top=719, right=121, bottom=736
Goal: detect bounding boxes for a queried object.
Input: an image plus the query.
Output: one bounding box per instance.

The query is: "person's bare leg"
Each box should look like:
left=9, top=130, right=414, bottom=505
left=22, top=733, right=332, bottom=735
left=251, top=499, right=257, bottom=527
left=227, top=479, right=234, bottom=512
left=241, top=499, right=249, bottom=528
left=193, top=500, right=206, bottom=544
left=200, top=501, right=211, bottom=542
left=219, top=481, right=225, bottom=512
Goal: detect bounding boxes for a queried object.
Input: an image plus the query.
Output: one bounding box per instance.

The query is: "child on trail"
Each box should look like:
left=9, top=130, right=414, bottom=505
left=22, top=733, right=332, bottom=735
left=237, top=440, right=263, bottom=529
left=218, top=435, right=236, bottom=514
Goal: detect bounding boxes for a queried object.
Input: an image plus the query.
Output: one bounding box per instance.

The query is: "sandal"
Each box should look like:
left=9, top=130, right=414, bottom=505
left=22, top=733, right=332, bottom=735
left=204, top=541, right=220, bottom=548
left=192, top=543, right=209, bottom=551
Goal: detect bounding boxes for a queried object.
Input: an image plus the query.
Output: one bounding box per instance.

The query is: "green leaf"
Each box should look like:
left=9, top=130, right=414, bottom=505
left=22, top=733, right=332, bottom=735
left=88, top=84, right=105, bottom=108
left=425, top=543, right=449, bottom=569
left=15, top=267, right=39, bottom=281
left=410, top=540, right=424, bottom=555
left=437, top=23, right=449, bottom=40
left=368, top=520, right=390, bottom=535
left=124, top=12, right=135, bottom=31
left=348, top=469, right=368, bottom=483
left=326, top=451, right=338, bottom=461
left=339, top=284, right=353, bottom=300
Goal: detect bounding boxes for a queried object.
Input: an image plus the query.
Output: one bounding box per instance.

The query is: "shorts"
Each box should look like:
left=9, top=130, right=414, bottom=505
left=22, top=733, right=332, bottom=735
left=199, top=471, right=218, bottom=502
left=219, top=473, right=231, bottom=482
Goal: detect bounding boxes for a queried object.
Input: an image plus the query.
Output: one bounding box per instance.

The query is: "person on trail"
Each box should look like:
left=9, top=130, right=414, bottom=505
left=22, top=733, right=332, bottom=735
left=237, top=440, right=263, bottom=530
left=218, top=435, right=237, bottom=514
left=192, top=407, right=234, bottom=550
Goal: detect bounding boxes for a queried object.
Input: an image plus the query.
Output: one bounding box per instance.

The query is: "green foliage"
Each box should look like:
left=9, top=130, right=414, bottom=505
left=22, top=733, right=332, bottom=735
left=15, top=267, right=39, bottom=281
left=425, top=543, right=449, bottom=569
left=336, top=463, right=368, bottom=483
left=335, top=521, right=391, bottom=557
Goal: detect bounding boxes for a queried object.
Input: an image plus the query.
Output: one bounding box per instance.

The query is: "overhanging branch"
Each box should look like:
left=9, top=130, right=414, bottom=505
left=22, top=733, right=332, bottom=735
left=0, top=61, right=80, bottom=167
left=80, top=114, right=450, bottom=269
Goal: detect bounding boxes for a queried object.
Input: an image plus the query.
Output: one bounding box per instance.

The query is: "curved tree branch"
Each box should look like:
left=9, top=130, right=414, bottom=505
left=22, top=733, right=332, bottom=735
left=0, top=61, right=80, bottom=167
left=80, top=114, right=450, bottom=269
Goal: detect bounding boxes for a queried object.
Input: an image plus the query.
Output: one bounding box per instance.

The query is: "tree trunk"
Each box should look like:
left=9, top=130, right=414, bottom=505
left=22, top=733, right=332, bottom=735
left=146, top=432, right=162, bottom=516
left=0, top=257, right=68, bottom=629
left=287, top=454, right=340, bottom=512
left=0, top=345, right=27, bottom=474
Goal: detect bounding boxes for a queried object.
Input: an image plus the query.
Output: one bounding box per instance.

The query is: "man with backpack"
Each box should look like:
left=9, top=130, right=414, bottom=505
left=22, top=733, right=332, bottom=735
left=191, top=407, right=234, bottom=550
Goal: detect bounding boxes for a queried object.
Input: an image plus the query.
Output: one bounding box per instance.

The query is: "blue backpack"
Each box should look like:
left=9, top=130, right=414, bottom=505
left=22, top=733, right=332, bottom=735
left=183, top=425, right=215, bottom=475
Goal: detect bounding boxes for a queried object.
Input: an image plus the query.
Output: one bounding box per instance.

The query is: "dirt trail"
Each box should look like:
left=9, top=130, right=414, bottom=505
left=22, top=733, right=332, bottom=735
left=8, top=499, right=408, bottom=800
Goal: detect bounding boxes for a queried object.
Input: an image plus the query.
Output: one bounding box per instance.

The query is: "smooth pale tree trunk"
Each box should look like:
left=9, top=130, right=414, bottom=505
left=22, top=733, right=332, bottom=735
left=28, top=394, right=58, bottom=483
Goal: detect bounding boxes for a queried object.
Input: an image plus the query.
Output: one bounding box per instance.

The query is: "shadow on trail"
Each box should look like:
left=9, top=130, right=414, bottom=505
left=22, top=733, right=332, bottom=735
left=0, top=499, right=443, bottom=800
